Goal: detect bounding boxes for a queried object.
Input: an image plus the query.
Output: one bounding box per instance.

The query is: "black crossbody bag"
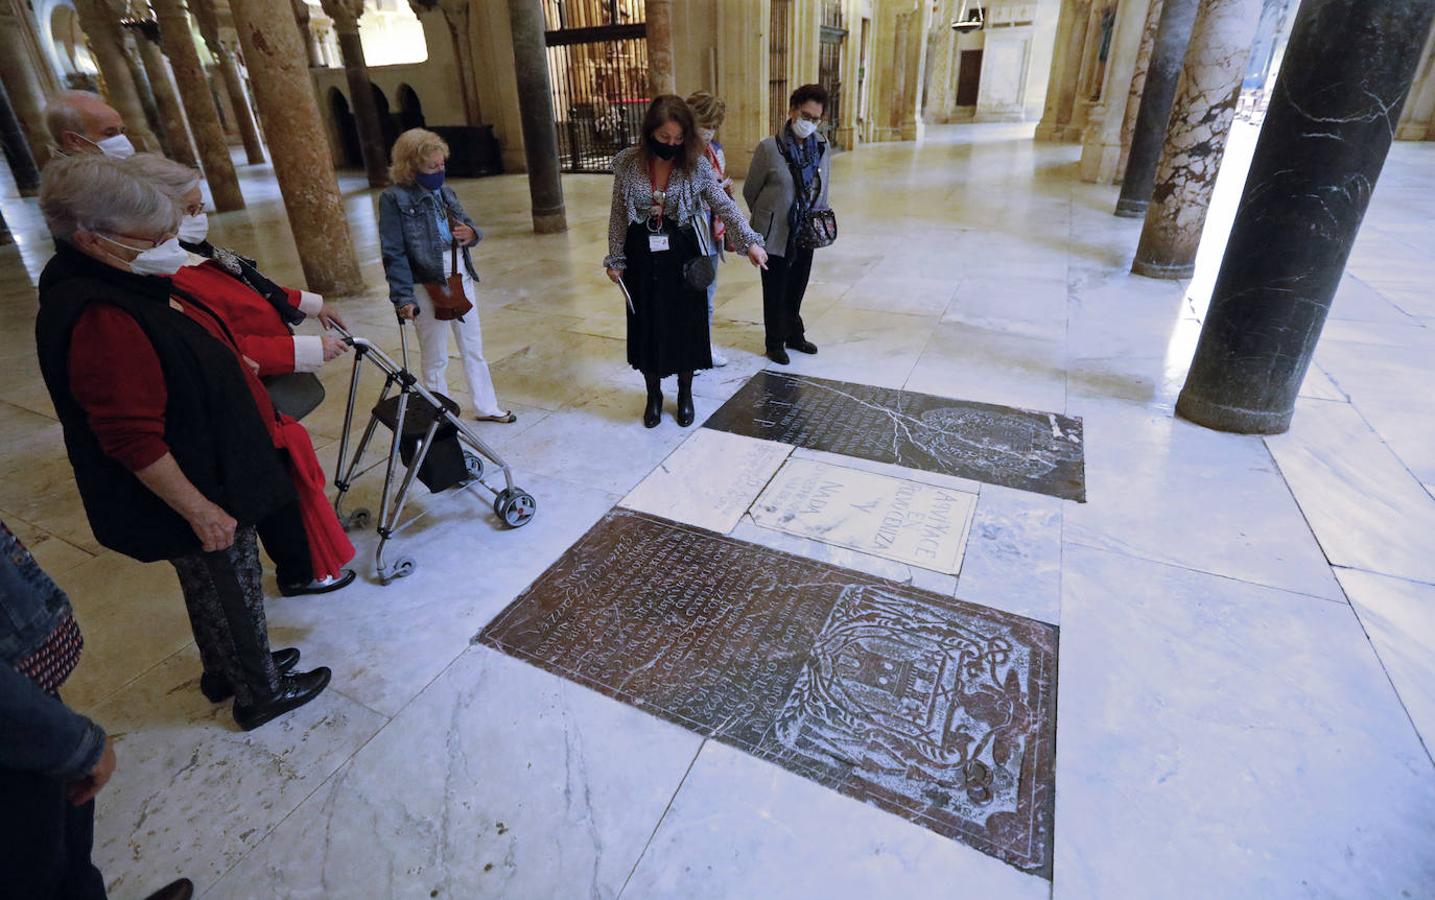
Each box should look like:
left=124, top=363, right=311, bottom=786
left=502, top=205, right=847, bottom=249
left=775, top=138, right=838, bottom=250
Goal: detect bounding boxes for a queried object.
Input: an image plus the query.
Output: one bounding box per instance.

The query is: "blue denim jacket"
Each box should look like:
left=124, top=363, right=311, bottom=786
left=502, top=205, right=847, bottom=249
left=378, top=182, right=483, bottom=309
left=0, top=520, right=106, bottom=779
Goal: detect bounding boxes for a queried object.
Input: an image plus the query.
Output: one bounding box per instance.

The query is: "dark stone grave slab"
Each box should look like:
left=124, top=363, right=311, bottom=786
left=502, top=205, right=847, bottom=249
left=477, top=509, right=1059, bottom=876
left=702, top=370, right=1086, bottom=502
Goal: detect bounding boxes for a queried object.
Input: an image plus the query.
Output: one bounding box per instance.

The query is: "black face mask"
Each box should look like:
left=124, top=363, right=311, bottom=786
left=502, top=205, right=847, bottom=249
left=648, top=138, right=681, bottom=161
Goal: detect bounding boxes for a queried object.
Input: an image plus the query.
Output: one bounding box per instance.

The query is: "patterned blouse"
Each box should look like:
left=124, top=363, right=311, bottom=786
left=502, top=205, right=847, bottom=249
left=604, top=146, right=762, bottom=270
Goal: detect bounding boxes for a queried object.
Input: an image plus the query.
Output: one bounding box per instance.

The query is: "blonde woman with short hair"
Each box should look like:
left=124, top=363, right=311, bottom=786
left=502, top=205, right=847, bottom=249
left=378, top=128, right=513, bottom=422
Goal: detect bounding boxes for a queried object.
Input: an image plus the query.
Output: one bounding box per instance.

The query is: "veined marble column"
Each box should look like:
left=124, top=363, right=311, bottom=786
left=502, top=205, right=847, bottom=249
left=1115, top=0, right=1199, bottom=216
left=1116, top=0, right=1163, bottom=180
left=1080, top=0, right=1155, bottom=183
left=1131, top=0, right=1263, bottom=279
left=0, top=204, right=11, bottom=244
left=1037, top=0, right=1085, bottom=140
left=319, top=0, right=389, bottom=187
left=72, top=0, right=161, bottom=151
left=1395, top=23, right=1435, bottom=139
left=131, top=21, right=201, bottom=169
left=191, top=0, right=266, bottom=164
left=646, top=0, right=676, bottom=96
left=0, top=0, right=52, bottom=167
left=0, top=79, right=39, bottom=195
left=230, top=0, right=363, bottom=293
left=506, top=0, right=566, bottom=233
left=1177, top=0, right=1435, bottom=433
left=151, top=0, right=245, bottom=209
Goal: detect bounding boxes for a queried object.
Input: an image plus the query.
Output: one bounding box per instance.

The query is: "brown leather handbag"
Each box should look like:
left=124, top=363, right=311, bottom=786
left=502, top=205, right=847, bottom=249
left=423, top=211, right=473, bottom=321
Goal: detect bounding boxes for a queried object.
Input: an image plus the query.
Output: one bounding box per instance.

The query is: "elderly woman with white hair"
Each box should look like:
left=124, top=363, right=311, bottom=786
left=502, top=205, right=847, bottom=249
left=34, top=154, right=331, bottom=732
left=118, top=153, right=357, bottom=600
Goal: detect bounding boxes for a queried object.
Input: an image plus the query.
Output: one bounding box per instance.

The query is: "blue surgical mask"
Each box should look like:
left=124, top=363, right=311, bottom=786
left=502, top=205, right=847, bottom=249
left=415, top=170, right=445, bottom=190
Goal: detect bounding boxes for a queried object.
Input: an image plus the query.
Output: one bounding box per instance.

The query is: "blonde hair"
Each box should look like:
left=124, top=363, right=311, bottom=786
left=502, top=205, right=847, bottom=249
left=388, top=128, right=450, bottom=186
left=685, top=91, right=726, bottom=130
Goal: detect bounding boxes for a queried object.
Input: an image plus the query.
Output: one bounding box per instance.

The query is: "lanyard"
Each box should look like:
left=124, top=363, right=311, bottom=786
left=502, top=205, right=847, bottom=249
left=647, top=161, right=672, bottom=230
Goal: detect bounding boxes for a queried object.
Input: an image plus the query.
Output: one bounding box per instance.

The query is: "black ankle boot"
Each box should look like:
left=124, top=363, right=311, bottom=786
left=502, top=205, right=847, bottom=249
left=200, top=648, right=301, bottom=702
left=767, top=344, right=791, bottom=365
left=233, top=667, right=332, bottom=732
left=676, top=373, right=695, bottom=427
left=643, top=373, right=662, bottom=428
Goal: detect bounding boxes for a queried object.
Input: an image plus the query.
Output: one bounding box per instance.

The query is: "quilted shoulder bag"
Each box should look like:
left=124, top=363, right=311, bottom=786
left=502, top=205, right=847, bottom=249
left=775, top=140, right=838, bottom=250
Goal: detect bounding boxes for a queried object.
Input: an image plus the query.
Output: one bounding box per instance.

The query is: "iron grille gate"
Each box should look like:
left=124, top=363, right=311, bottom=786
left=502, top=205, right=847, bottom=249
left=543, top=0, right=649, bottom=173
left=769, top=0, right=792, bottom=135
left=819, top=1, right=846, bottom=149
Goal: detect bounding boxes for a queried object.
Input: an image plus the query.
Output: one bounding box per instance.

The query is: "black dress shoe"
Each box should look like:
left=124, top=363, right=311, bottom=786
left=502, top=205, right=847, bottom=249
left=675, top=389, right=695, bottom=427
left=786, top=337, right=818, bottom=355
left=766, top=345, right=791, bottom=365
left=233, top=667, right=332, bottom=732
left=279, top=568, right=357, bottom=597
left=643, top=391, right=662, bottom=428
left=200, top=648, right=301, bottom=702
left=143, top=878, right=194, bottom=900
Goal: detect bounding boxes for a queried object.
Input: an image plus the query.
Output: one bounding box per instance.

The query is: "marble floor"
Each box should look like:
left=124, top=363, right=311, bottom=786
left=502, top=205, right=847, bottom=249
left=1, top=122, right=1433, bottom=899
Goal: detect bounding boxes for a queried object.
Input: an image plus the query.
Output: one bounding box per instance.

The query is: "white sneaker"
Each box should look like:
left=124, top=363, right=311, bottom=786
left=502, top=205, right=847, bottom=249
left=711, top=351, right=729, bottom=367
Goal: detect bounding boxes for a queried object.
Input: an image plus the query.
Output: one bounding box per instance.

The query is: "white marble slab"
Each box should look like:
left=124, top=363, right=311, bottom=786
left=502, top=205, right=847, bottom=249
left=1336, top=568, right=1435, bottom=755
left=904, top=320, right=1069, bottom=414
left=750, top=456, right=977, bottom=575
left=89, top=648, right=388, bottom=897
left=956, top=484, right=1064, bottom=625
left=620, top=429, right=792, bottom=534
left=1265, top=399, right=1435, bottom=585
left=1055, top=544, right=1435, bottom=899
left=207, top=647, right=702, bottom=899
left=622, top=741, right=1049, bottom=899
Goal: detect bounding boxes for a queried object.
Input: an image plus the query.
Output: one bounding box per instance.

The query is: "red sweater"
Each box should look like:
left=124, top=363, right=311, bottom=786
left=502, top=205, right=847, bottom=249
left=69, top=295, right=283, bottom=472
left=169, top=259, right=323, bottom=377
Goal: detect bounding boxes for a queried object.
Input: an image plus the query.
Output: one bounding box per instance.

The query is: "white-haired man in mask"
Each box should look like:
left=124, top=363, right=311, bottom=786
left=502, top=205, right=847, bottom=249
left=45, top=91, right=136, bottom=159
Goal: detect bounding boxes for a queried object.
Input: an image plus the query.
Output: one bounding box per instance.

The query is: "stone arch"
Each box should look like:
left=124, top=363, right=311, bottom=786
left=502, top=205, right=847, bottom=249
left=396, top=83, right=425, bottom=131
left=370, top=83, right=399, bottom=153
left=40, top=0, right=97, bottom=87
left=328, top=87, right=362, bottom=168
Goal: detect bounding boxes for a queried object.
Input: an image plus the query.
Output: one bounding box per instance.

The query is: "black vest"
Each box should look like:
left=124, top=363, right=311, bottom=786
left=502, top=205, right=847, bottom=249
left=35, top=243, right=294, bottom=562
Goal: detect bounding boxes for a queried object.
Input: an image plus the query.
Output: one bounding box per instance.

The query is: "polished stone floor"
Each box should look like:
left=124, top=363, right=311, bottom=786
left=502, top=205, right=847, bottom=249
left=1, top=122, right=1433, bottom=898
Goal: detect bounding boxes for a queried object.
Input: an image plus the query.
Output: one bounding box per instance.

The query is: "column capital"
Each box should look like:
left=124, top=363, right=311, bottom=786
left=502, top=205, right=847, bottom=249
left=316, top=0, right=362, bottom=34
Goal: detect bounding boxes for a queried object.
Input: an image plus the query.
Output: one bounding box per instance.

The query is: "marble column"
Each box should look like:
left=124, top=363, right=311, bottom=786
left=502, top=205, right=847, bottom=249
left=151, top=0, right=245, bottom=209
left=291, top=0, right=324, bottom=68
left=319, top=0, right=389, bottom=187
left=506, top=0, right=566, bottom=233
left=1115, top=0, right=1199, bottom=216
left=1131, top=0, right=1264, bottom=278
left=437, top=0, right=481, bottom=124
left=1037, top=1, right=1093, bottom=140
left=1067, top=1, right=1109, bottom=139
left=1080, top=0, right=1155, bottom=183
left=229, top=0, right=363, bottom=293
left=1116, top=0, right=1163, bottom=180
left=1177, top=0, right=1435, bottom=433
left=191, top=0, right=266, bottom=163
left=0, top=205, right=11, bottom=244
left=1395, top=23, right=1435, bottom=139
left=120, top=30, right=166, bottom=147
left=646, top=0, right=676, bottom=96
left=132, top=21, right=201, bottom=168
left=0, top=0, right=54, bottom=165
left=72, top=0, right=162, bottom=151
left=0, top=78, right=40, bottom=195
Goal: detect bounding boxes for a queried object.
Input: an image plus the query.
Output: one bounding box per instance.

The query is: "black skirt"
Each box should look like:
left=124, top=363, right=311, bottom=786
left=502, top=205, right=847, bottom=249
left=622, top=220, right=712, bottom=377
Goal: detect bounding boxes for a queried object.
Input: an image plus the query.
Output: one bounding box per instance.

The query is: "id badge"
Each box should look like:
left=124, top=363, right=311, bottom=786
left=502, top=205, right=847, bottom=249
left=648, top=233, right=670, bottom=253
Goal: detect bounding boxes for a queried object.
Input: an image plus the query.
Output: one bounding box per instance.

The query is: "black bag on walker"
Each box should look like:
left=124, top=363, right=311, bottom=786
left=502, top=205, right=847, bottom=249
left=373, top=393, right=469, bottom=493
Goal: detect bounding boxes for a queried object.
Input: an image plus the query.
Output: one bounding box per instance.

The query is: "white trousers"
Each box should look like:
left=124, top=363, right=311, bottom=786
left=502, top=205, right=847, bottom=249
left=411, top=271, right=503, bottom=417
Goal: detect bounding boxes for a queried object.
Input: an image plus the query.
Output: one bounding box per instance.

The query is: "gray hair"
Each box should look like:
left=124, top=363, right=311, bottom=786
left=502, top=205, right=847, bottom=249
left=119, top=152, right=202, bottom=201
left=40, top=154, right=181, bottom=240
left=45, top=90, right=106, bottom=143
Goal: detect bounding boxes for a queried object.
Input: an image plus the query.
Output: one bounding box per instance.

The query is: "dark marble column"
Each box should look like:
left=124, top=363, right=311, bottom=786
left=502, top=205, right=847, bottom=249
left=319, top=0, right=389, bottom=187
left=0, top=78, right=39, bottom=196
left=1116, top=0, right=1164, bottom=182
left=1176, top=0, right=1435, bottom=434
left=506, top=0, right=567, bottom=233
left=0, top=204, right=11, bottom=245
left=1115, top=0, right=1199, bottom=217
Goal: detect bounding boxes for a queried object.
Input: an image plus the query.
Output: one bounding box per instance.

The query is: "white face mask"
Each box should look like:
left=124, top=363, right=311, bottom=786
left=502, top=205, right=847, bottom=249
left=97, top=233, right=189, bottom=276
left=177, top=213, right=209, bottom=244
left=790, top=119, right=819, bottom=140
left=697, top=127, right=716, bottom=144
left=80, top=133, right=136, bottom=160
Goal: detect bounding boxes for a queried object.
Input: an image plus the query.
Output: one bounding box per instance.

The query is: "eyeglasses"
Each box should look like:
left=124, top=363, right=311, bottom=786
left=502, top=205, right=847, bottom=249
left=796, top=112, right=823, bottom=124
left=183, top=201, right=206, bottom=217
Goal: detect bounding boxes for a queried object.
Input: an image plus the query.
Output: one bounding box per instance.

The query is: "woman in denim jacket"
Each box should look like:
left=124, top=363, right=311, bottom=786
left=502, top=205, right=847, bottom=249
left=0, top=519, right=193, bottom=899
left=378, top=128, right=514, bottom=423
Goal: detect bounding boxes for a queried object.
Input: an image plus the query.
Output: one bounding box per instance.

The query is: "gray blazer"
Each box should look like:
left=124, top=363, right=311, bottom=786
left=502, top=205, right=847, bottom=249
left=742, top=132, right=832, bottom=258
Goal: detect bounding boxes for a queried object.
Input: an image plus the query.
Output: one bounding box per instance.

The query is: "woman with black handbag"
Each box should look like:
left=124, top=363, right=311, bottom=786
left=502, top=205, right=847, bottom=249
left=604, top=95, right=768, bottom=428
left=743, top=84, right=836, bottom=365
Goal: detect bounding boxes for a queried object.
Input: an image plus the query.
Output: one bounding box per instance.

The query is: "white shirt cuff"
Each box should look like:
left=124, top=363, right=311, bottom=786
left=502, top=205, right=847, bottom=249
left=293, top=335, right=325, bottom=373
left=298, top=290, right=324, bottom=317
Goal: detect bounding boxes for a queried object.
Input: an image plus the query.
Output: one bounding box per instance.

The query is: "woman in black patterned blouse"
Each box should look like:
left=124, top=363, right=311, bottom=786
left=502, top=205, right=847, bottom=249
left=604, top=95, right=768, bottom=428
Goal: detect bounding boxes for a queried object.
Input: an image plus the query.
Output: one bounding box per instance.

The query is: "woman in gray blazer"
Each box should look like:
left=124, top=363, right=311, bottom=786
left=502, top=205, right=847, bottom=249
left=743, top=84, right=832, bottom=365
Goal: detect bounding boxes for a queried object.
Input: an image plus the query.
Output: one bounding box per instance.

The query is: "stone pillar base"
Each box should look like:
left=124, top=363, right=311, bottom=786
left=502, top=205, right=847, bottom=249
left=1131, top=258, right=1194, bottom=279
left=1396, top=122, right=1430, bottom=141
left=532, top=209, right=567, bottom=233
left=1175, top=390, right=1292, bottom=435
left=1114, top=198, right=1148, bottom=218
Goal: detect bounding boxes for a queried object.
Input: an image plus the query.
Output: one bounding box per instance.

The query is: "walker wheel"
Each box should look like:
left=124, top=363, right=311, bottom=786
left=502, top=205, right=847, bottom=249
left=493, top=489, right=537, bottom=528
left=462, top=452, right=484, bottom=483
left=342, top=508, right=372, bottom=531
left=380, top=555, right=417, bottom=584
